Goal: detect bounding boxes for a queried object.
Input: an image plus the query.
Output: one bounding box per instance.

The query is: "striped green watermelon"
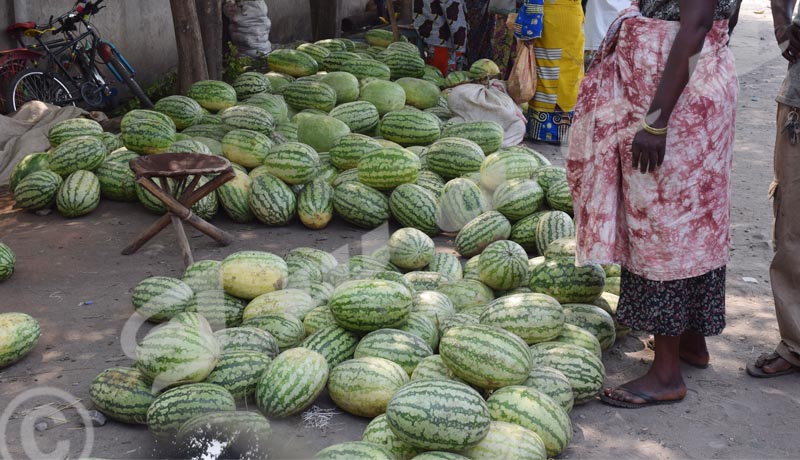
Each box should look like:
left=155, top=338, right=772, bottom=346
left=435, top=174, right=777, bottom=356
left=385, top=380, right=491, bottom=450
left=146, top=383, right=235, bottom=439
left=404, top=271, right=450, bottom=292
left=188, top=80, right=237, bottom=111
left=330, top=101, right=381, bottom=134
left=365, top=29, right=399, bottom=47
left=303, top=305, right=335, bottom=334
left=357, top=147, right=420, bottom=190
left=412, top=453, right=469, bottom=460
left=535, top=211, right=575, bottom=255
left=546, top=179, right=574, bottom=214
left=0, top=312, right=40, bottom=368
left=286, top=256, right=324, bottom=291
left=120, top=109, right=176, bottom=154
left=478, top=240, right=528, bottom=290
left=329, top=279, right=412, bottom=332
left=462, top=255, right=481, bottom=280
left=342, top=59, right=392, bottom=80
left=493, top=179, right=545, bottom=222
left=135, top=313, right=220, bottom=391
left=316, top=442, right=395, bottom=460
left=412, top=291, right=456, bottom=323
left=320, top=72, right=360, bottom=104
left=478, top=150, right=539, bottom=190
left=380, top=111, right=441, bottom=146
left=188, top=289, right=245, bottom=329
left=330, top=133, right=382, bottom=170
left=522, top=366, right=575, bottom=413
left=439, top=325, right=531, bottom=389
left=221, top=105, right=274, bottom=135
left=297, top=178, right=334, bottom=229
left=410, top=354, right=465, bottom=383
left=264, top=141, right=319, bottom=185
left=105, top=148, right=139, bottom=163
left=297, top=42, right=332, bottom=62
left=322, top=51, right=362, bottom=71
left=389, top=184, right=440, bottom=236
left=243, top=93, right=289, bottom=123
left=328, top=356, right=409, bottom=417
left=441, top=121, right=503, bottom=154
left=89, top=367, right=155, bottom=424
left=479, top=293, right=564, bottom=345
left=283, top=80, right=337, bottom=112
left=48, top=117, right=103, bottom=147
left=300, top=324, right=359, bottom=366
left=436, top=178, right=490, bottom=233
left=529, top=259, right=605, bottom=304
left=461, top=421, right=547, bottom=460
left=285, top=247, right=338, bottom=275
left=444, top=70, right=472, bottom=88
left=243, top=288, right=315, bottom=321
left=181, top=260, right=222, bottom=293
left=243, top=313, right=306, bottom=350
left=455, top=211, right=512, bottom=257
left=438, top=312, right=480, bottom=335
left=534, top=165, right=567, bottom=192
left=214, top=326, right=279, bottom=357
left=222, top=129, right=272, bottom=168
left=543, top=237, right=576, bottom=259
left=333, top=182, right=390, bottom=228
left=486, top=385, right=572, bottom=457
left=176, top=410, right=271, bottom=459
left=265, top=71, right=295, bottom=91
left=555, top=323, right=602, bottom=358
left=182, top=123, right=225, bottom=141
left=249, top=173, right=296, bottom=226
left=388, top=228, right=435, bottom=270
left=529, top=342, right=605, bottom=405
left=436, top=279, right=494, bottom=311
left=220, top=251, right=288, bottom=300
left=297, top=114, right=352, bottom=152
left=360, top=80, right=406, bottom=116
left=426, top=252, right=462, bottom=280
left=49, top=136, right=106, bottom=176
left=426, top=138, right=485, bottom=180
left=469, top=58, right=501, bottom=78
left=395, top=77, right=440, bottom=109
left=415, top=170, right=445, bottom=196
left=0, top=243, right=14, bottom=282
left=204, top=351, right=272, bottom=400
left=99, top=132, right=123, bottom=153
left=55, top=170, right=100, bottom=217
left=268, top=49, right=319, bottom=77
left=501, top=145, right=551, bottom=166
left=605, top=276, right=620, bottom=296
left=168, top=139, right=214, bottom=155
left=13, top=169, right=61, bottom=211
left=132, top=276, right=194, bottom=323
left=379, top=49, right=425, bottom=79
left=363, top=414, right=423, bottom=460
left=397, top=312, right=439, bottom=350
left=233, top=71, right=272, bottom=99
left=155, top=95, right=204, bottom=129
left=355, top=328, right=433, bottom=375
left=563, top=303, right=616, bottom=350
left=216, top=168, right=255, bottom=223
left=9, top=152, right=49, bottom=190
left=255, top=348, right=329, bottom=417
left=374, top=270, right=416, bottom=294
left=510, top=211, right=548, bottom=252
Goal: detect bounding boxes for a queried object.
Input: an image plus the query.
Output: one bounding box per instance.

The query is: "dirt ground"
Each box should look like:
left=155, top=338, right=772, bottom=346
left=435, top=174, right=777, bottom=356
left=1, top=2, right=798, bottom=459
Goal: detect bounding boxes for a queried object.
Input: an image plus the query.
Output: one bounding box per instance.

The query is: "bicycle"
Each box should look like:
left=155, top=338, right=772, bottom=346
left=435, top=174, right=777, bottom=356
left=3, top=0, right=153, bottom=113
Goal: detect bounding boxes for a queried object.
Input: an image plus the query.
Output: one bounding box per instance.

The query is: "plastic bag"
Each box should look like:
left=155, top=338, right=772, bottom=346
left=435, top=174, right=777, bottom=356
left=508, top=40, right=536, bottom=104
left=447, top=83, right=527, bottom=147
left=223, top=0, right=272, bottom=57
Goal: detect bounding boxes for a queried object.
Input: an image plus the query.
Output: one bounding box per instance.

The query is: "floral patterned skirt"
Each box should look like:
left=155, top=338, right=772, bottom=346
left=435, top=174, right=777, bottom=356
left=616, top=266, right=727, bottom=337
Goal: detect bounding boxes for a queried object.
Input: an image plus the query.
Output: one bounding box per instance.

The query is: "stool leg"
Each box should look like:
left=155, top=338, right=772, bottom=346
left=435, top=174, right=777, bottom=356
left=170, top=214, right=194, bottom=268
left=182, top=214, right=234, bottom=246
left=121, top=214, right=171, bottom=255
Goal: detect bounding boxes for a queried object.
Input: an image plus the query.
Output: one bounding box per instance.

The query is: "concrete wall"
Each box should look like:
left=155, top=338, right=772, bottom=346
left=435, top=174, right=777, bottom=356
left=266, top=0, right=366, bottom=43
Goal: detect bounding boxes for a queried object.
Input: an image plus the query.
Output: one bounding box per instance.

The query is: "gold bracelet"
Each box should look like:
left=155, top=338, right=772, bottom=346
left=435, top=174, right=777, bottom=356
left=642, top=120, right=668, bottom=136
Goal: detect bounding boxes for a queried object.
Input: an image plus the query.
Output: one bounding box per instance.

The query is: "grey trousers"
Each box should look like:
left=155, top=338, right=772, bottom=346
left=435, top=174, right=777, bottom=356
left=771, top=103, right=800, bottom=367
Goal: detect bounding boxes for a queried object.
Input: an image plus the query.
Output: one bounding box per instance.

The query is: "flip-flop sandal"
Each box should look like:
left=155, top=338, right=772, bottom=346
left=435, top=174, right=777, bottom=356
left=644, top=337, right=710, bottom=369
left=599, top=387, right=684, bottom=409
left=746, top=352, right=800, bottom=379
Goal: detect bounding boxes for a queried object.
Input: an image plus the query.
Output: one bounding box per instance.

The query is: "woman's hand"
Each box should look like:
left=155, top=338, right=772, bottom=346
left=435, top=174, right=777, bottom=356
left=631, top=129, right=666, bottom=174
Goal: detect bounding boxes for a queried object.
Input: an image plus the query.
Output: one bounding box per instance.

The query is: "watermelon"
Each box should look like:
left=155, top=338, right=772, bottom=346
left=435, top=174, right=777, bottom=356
left=360, top=80, right=406, bottom=115
left=220, top=105, right=274, bottom=136
left=243, top=288, right=316, bottom=321
left=395, top=77, right=440, bottom=109
left=605, top=276, right=621, bottom=296
left=0, top=312, right=40, bottom=368
left=49, top=135, right=106, bottom=176
left=469, top=58, right=501, bottom=78
left=444, top=70, right=472, bottom=88
left=493, top=179, right=545, bottom=221
left=329, top=133, right=382, bottom=170
left=342, top=59, right=392, bottom=80
left=134, top=313, right=220, bottom=391
left=357, top=147, right=421, bottom=190
left=222, top=129, right=272, bottom=168
left=320, top=71, right=360, bottom=104
left=438, top=313, right=480, bottom=334
left=386, top=228, right=435, bottom=270
left=410, top=354, right=465, bottom=383
left=216, top=168, right=255, bottom=223
left=297, top=114, right=352, bottom=152
left=286, top=256, right=324, bottom=291
left=214, top=326, right=280, bottom=357
left=380, top=111, right=441, bottom=146
left=233, top=71, right=272, bottom=99
left=188, top=290, right=246, bottom=329
left=255, top=348, right=329, bottom=417
left=510, top=211, right=549, bottom=252
left=529, top=342, right=605, bottom=405
left=89, top=367, right=155, bottom=424
left=296, top=178, right=334, bottom=229
left=9, top=152, right=50, bottom=190
left=321, top=51, right=362, bottom=72
left=365, top=29, right=398, bottom=47
left=546, top=179, right=574, bottom=214
left=534, top=165, right=567, bottom=192
left=316, top=442, right=395, bottom=460
left=412, top=453, right=468, bottom=460
left=265, top=71, right=295, bottom=91
left=267, top=49, right=319, bottom=77
left=204, top=351, right=272, bottom=400
left=415, top=170, right=445, bottom=197
left=555, top=323, right=603, bottom=358
left=486, top=386, right=572, bottom=457
left=427, top=252, right=462, bottom=280
left=177, top=411, right=271, bottom=459
left=0, top=244, right=15, bottom=282
left=397, top=312, right=439, bottom=350
left=478, top=240, right=528, bottom=290
left=439, top=325, right=531, bottom=389
left=363, top=414, right=423, bottom=460
left=454, top=211, right=512, bottom=257
left=328, top=356, right=409, bottom=417
left=249, top=173, right=296, bottom=226
left=412, top=291, right=456, bottom=323
left=182, top=260, right=222, bottom=292
left=329, top=279, right=412, bottom=332
left=535, top=211, right=575, bottom=255
left=529, top=259, right=605, bottom=303
left=441, top=121, right=503, bottom=154
left=263, top=141, right=319, bottom=185
left=543, top=237, right=576, bottom=259
left=297, top=42, right=332, bottom=62
left=404, top=271, right=450, bottom=292
left=461, top=421, right=547, bottom=460
left=220, top=251, right=288, bottom=300
left=330, top=101, right=381, bottom=134
left=155, top=95, right=204, bottom=129
left=355, top=328, right=433, bottom=375
left=48, top=117, right=103, bottom=147
left=479, top=293, right=565, bottom=345
left=426, top=138, right=485, bottom=180
left=380, top=49, right=425, bottom=79
left=389, top=184, right=440, bottom=235
left=283, top=80, right=337, bottom=112
left=188, top=80, right=237, bottom=111
left=435, top=178, right=490, bottom=233
left=333, top=182, right=390, bottom=228
left=478, top=151, right=539, bottom=190
left=168, top=139, right=214, bottom=155
left=563, top=303, right=616, bottom=350
left=300, top=324, right=359, bottom=366
left=436, top=279, right=494, bottom=311
left=243, top=93, right=289, bottom=123
left=131, top=276, right=195, bottom=323
left=146, top=383, right=235, bottom=439
left=385, top=380, right=491, bottom=450
left=462, top=255, right=481, bottom=280
left=522, top=366, right=575, bottom=413
left=55, top=170, right=100, bottom=217
left=243, top=313, right=305, bottom=350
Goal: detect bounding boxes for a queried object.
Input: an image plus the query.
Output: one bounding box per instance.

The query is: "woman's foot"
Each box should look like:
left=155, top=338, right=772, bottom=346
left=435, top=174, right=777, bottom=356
left=679, top=332, right=710, bottom=368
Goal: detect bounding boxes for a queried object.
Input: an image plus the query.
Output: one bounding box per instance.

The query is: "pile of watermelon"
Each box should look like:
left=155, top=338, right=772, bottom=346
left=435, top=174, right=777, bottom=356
left=0, top=312, right=40, bottom=370
left=88, top=220, right=623, bottom=458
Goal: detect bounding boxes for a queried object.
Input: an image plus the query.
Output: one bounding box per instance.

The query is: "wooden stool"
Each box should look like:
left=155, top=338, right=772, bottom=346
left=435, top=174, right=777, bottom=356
left=121, top=153, right=236, bottom=267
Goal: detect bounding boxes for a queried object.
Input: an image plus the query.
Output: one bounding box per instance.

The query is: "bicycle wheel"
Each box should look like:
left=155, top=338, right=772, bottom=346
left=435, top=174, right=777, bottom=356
left=106, top=54, right=153, bottom=109
left=6, top=68, right=75, bottom=112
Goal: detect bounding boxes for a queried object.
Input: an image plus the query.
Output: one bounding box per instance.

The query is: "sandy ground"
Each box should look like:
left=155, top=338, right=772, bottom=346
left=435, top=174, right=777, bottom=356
left=1, top=2, right=799, bottom=459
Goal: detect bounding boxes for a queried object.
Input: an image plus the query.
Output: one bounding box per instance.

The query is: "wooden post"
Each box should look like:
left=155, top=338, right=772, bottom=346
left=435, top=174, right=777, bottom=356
left=195, top=0, right=224, bottom=80
left=169, top=0, right=209, bottom=94
left=310, top=0, right=342, bottom=40
left=386, top=0, right=400, bottom=42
